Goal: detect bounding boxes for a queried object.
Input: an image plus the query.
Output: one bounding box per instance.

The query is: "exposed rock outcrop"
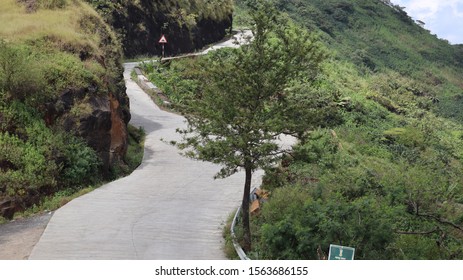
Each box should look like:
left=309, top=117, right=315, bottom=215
left=88, top=0, right=233, bottom=57
left=45, top=7, right=131, bottom=174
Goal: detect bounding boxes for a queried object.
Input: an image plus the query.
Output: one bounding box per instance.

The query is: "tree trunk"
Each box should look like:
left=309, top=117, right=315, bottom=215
left=241, top=166, right=252, bottom=252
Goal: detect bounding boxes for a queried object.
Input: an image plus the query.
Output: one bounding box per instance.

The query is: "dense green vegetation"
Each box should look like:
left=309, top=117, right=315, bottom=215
left=237, top=0, right=463, bottom=121
left=246, top=0, right=463, bottom=260
left=0, top=0, right=138, bottom=220
left=87, top=0, right=233, bottom=25
left=143, top=0, right=463, bottom=259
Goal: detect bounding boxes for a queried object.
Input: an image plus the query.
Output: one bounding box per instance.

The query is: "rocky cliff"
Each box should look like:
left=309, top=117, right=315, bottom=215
left=86, top=0, right=234, bottom=57
left=0, top=0, right=130, bottom=218
left=39, top=1, right=131, bottom=174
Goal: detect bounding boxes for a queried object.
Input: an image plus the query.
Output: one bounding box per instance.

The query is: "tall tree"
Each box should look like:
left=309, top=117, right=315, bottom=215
left=175, top=0, right=338, bottom=251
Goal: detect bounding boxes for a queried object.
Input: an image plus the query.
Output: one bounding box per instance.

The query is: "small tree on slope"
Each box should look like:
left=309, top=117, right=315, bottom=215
left=175, top=1, right=339, bottom=251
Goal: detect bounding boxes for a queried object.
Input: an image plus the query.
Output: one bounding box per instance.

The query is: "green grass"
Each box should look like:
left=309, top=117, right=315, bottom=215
left=0, top=0, right=102, bottom=54
left=12, top=186, right=96, bottom=220
left=126, top=124, right=146, bottom=170
left=222, top=211, right=240, bottom=260
left=232, top=1, right=251, bottom=29
left=131, top=65, right=179, bottom=113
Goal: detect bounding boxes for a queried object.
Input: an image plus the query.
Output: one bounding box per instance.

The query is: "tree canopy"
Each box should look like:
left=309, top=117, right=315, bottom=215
left=174, top=0, right=339, bottom=251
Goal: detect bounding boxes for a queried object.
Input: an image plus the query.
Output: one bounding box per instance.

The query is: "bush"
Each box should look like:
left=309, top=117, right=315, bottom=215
left=0, top=41, right=44, bottom=102
left=255, top=187, right=397, bottom=259
left=59, top=135, right=100, bottom=188
left=0, top=101, right=100, bottom=213
left=0, top=131, right=59, bottom=198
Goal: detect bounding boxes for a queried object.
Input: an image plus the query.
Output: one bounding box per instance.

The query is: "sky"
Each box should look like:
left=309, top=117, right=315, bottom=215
left=392, top=0, right=463, bottom=44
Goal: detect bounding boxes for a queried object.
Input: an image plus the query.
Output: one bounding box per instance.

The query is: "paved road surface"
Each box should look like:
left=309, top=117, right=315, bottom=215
left=201, top=30, right=253, bottom=54
left=29, top=61, right=262, bottom=260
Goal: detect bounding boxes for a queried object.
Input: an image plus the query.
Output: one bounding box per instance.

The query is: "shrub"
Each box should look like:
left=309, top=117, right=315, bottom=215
left=0, top=41, right=44, bottom=102
left=0, top=131, right=59, bottom=198
left=59, top=134, right=100, bottom=188
left=256, top=187, right=397, bottom=259
left=0, top=101, right=100, bottom=211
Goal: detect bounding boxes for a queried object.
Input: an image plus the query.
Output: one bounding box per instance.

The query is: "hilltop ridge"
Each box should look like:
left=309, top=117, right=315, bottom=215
left=236, top=0, right=463, bottom=120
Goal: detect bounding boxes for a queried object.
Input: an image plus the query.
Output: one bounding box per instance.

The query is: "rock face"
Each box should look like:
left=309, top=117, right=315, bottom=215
left=119, top=6, right=232, bottom=57
left=71, top=12, right=131, bottom=174
left=35, top=2, right=131, bottom=176
left=88, top=0, right=233, bottom=57
left=0, top=0, right=131, bottom=219
left=58, top=90, right=130, bottom=174
left=109, top=92, right=129, bottom=166
left=48, top=11, right=131, bottom=175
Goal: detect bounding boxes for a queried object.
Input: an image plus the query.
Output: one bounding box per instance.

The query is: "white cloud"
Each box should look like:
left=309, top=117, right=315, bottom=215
left=392, top=0, right=463, bottom=44
left=407, top=0, right=440, bottom=19
left=400, top=0, right=463, bottom=19
left=453, top=1, right=463, bottom=17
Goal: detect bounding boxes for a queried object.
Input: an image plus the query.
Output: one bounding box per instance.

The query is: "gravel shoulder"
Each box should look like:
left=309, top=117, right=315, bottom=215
left=0, top=213, right=53, bottom=260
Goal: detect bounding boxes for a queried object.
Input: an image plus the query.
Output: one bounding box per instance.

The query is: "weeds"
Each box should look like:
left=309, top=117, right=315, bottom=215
left=13, top=186, right=96, bottom=220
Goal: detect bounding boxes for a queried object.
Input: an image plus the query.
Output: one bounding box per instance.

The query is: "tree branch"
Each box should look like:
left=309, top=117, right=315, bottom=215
left=417, top=213, right=463, bottom=232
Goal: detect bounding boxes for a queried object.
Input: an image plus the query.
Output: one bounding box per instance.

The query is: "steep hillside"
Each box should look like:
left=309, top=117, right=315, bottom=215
left=233, top=0, right=463, bottom=260
left=0, top=0, right=130, bottom=219
left=86, top=0, right=234, bottom=57
left=249, top=0, right=463, bottom=121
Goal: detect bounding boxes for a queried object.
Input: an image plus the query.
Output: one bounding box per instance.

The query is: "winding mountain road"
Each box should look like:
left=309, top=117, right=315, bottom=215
left=29, top=31, right=263, bottom=259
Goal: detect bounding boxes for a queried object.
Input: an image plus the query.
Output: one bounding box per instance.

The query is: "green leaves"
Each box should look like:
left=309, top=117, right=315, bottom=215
left=256, top=186, right=397, bottom=259
left=0, top=101, right=100, bottom=211
left=174, top=2, right=338, bottom=179
left=0, top=41, right=44, bottom=103
left=230, top=0, right=463, bottom=259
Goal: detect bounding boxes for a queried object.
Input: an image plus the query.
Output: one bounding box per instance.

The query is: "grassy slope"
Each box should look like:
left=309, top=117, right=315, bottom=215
left=0, top=0, right=139, bottom=220
left=268, top=0, right=463, bottom=121
left=0, top=1, right=100, bottom=49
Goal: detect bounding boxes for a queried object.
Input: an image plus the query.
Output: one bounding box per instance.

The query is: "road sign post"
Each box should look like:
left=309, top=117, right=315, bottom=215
left=159, top=34, right=168, bottom=58
left=328, top=244, right=355, bottom=260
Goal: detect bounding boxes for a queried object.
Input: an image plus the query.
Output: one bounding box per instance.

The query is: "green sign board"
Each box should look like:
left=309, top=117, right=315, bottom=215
left=328, top=244, right=355, bottom=260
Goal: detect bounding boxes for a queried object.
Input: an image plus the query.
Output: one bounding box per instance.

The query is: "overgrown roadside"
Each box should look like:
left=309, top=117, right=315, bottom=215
left=0, top=124, right=145, bottom=259
left=1, top=123, right=145, bottom=223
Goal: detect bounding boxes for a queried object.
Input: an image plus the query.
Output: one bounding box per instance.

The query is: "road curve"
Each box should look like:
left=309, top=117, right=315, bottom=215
left=29, top=61, right=262, bottom=259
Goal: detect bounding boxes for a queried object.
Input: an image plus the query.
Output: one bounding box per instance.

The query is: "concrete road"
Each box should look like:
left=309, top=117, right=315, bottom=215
left=29, top=62, right=263, bottom=260
left=201, top=30, right=253, bottom=54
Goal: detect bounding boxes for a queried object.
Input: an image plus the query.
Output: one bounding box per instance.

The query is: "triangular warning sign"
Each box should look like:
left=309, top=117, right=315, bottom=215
left=159, top=35, right=167, bottom=44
